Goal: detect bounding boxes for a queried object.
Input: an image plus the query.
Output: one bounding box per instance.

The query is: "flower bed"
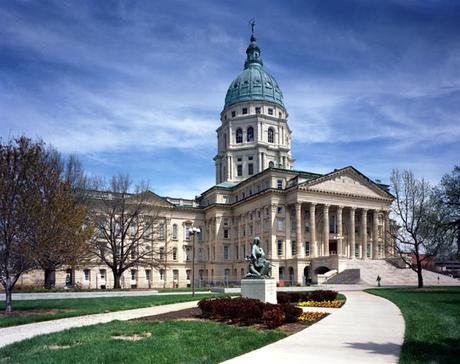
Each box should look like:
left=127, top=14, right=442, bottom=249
left=277, top=290, right=338, bottom=304
left=297, top=300, right=343, bottom=308
left=298, top=312, right=329, bottom=322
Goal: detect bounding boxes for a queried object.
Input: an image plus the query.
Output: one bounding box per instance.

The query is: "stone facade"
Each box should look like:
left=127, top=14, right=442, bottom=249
left=18, top=28, right=394, bottom=289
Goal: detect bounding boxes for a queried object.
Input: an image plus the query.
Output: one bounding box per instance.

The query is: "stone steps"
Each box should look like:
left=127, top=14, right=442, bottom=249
left=343, top=259, right=460, bottom=286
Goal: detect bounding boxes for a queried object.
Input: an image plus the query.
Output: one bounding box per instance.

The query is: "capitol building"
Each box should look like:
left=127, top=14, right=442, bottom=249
left=20, top=29, right=395, bottom=289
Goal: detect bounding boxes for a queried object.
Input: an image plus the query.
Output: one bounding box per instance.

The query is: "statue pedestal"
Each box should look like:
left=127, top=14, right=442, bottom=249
left=241, top=278, right=277, bottom=304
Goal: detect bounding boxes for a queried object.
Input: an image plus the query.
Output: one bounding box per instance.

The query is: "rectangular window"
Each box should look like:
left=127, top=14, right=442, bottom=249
left=248, top=163, right=254, bottom=175
left=277, top=179, right=283, bottom=189
left=186, top=246, right=192, bottom=261
left=186, top=269, right=191, bottom=280
left=224, top=229, right=229, bottom=239
left=172, top=248, right=178, bottom=260
left=146, top=269, right=151, bottom=281
left=231, top=111, right=236, bottom=118
left=255, top=107, right=261, bottom=114
left=99, top=269, right=106, bottom=280
left=237, top=165, right=243, bottom=176
left=305, top=241, right=310, bottom=256
left=159, top=247, right=165, bottom=260
left=277, top=206, right=283, bottom=214
left=84, top=269, right=90, bottom=281
left=159, top=223, right=165, bottom=240
left=173, top=269, right=179, bottom=281
left=224, top=246, right=229, bottom=260
left=277, top=240, right=283, bottom=256
left=291, top=240, right=297, bottom=256
left=329, top=215, right=337, bottom=234
left=242, top=107, right=248, bottom=114
left=355, top=225, right=360, bottom=235
left=131, top=269, right=137, bottom=281
left=367, top=244, right=371, bottom=257
left=268, top=108, right=273, bottom=115
left=277, top=219, right=284, bottom=232
left=172, top=224, right=177, bottom=240
left=160, top=269, right=165, bottom=281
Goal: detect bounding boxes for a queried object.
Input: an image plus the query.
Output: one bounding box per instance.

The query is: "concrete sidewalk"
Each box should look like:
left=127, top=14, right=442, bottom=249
left=223, top=291, right=405, bottom=364
left=0, top=300, right=198, bottom=348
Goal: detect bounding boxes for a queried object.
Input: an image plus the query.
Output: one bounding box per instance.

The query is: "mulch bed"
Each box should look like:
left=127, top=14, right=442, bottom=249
left=133, top=307, right=310, bottom=335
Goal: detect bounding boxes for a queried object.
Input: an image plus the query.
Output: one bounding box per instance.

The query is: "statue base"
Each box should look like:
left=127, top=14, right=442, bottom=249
left=240, top=278, right=277, bottom=304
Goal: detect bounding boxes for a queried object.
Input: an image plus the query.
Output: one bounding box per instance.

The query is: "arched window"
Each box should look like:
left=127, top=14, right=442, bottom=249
left=269, top=161, right=274, bottom=168
left=268, top=128, right=274, bottom=143
left=247, top=127, right=254, bottom=142
left=236, top=128, right=243, bottom=143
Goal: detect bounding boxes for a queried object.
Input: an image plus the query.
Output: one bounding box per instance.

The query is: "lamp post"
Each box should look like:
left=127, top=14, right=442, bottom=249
left=188, top=227, right=201, bottom=297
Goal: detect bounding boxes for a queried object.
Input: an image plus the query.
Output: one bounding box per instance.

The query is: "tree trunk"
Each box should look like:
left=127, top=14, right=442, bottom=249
left=417, top=268, right=424, bottom=288
left=113, top=272, right=122, bottom=289
left=5, top=286, right=12, bottom=314
left=44, top=269, right=55, bottom=289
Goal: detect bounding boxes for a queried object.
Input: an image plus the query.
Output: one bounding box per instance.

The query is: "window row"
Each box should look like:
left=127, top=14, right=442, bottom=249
left=227, top=107, right=282, bottom=119
left=235, top=127, right=274, bottom=144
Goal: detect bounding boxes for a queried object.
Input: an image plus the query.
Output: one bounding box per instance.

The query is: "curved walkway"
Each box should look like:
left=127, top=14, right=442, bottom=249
left=224, top=291, right=405, bottom=364
left=0, top=300, right=198, bottom=348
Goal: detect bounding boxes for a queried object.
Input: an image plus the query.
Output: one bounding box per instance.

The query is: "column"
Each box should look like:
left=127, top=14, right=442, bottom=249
left=323, top=204, right=330, bottom=256
left=296, top=203, right=302, bottom=258
left=350, top=207, right=356, bottom=259
left=361, top=209, right=368, bottom=259
left=384, top=210, right=391, bottom=257
left=309, top=203, right=316, bottom=257
left=373, top=210, right=379, bottom=259
left=285, top=205, right=291, bottom=258
left=337, top=206, right=343, bottom=257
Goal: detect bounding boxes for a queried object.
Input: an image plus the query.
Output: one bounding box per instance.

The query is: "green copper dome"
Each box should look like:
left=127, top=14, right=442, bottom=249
left=224, top=28, right=284, bottom=110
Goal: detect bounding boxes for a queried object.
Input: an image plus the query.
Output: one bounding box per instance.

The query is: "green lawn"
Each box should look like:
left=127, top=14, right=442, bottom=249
left=0, top=294, right=223, bottom=328
left=367, top=287, right=460, bottom=364
left=0, top=320, right=286, bottom=364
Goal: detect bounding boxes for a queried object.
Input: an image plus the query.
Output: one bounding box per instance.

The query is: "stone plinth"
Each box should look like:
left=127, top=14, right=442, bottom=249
left=241, top=278, right=277, bottom=304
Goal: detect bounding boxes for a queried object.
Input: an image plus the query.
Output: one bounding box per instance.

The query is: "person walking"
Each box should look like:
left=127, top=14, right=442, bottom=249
left=376, top=275, right=382, bottom=287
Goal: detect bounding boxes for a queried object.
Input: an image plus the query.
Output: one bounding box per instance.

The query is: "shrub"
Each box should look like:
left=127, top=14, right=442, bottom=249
left=308, top=290, right=338, bottom=302
left=262, top=305, right=285, bottom=329
left=280, top=304, right=303, bottom=323
left=276, top=292, right=291, bottom=304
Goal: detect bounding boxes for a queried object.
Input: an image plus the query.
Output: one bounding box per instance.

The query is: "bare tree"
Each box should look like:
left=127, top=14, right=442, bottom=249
left=29, top=149, right=91, bottom=288
left=434, top=166, right=460, bottom=257
left=0, top=138, right=44, bottom=312
left=87, top=174, right=166, bottom=289
left=390, top=169, right=448, bottom=288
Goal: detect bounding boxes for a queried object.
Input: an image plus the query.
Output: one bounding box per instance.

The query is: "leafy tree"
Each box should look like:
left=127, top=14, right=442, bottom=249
left=87, top=174, right=165, bottom=289
left=390, top=169, right=448, bottom=288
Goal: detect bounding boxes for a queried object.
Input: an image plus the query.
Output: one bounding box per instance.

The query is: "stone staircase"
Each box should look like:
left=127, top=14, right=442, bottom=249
left=343, top=259, right=460, bottom=286
left=327, top=269, right=361, bottom=284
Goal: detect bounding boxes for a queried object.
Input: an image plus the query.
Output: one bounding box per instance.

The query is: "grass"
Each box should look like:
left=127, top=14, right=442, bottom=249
left=367, top=287, right=460, bottom=364
left=156, top=287, right=211, bottom=293
left=0, top=320, right=286, bottom=364
left=0, top=293, right=225, bottom=328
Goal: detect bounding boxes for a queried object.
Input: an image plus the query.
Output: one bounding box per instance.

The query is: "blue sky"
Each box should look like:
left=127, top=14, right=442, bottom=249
left=1, top=0, right=459, bottom=198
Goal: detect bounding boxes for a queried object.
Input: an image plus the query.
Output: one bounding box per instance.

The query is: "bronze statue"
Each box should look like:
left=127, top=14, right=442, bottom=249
left=245, top=237, right=271, bottom=278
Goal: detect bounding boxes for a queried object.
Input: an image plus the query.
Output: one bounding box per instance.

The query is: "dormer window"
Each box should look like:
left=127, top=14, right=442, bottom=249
left=231, top=111, right=236, bottom=118
left=256, top=107, right=261, bottom=114
left=242, top=108, right=248, bottom=115
left=268, top=108, right=273, bottom=116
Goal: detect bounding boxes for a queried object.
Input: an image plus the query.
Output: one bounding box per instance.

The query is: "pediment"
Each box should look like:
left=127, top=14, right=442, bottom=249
left=299, top=167, right=392, bottom=200
left=132, top=191, right=173, bottom=207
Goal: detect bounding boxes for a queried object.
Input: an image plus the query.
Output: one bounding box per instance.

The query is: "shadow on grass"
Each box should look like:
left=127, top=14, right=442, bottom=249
left=344, top=342, right=401, bottom=357
left=401, top=339, right=460, bottom=364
